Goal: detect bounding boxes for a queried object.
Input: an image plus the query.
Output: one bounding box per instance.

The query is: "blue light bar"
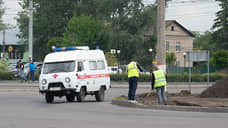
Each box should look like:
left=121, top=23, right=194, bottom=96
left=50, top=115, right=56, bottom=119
left=52, top=46, right=89, bottom=52
left=66, top=47, right=77, bottom=50
left=53, top=48, right=62, bottom=51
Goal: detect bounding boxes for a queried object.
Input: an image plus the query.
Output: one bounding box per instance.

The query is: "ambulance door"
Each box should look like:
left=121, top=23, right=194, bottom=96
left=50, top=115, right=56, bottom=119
left=88, top=60, right=97, bottom=91
left=76, top=61, right=87, bottom=88
left=96, top=60, right=107, bottom=89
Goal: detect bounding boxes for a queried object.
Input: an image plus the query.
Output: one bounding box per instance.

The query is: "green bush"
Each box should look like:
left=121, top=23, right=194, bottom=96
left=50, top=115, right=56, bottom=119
left=0, top=71, right=15, bottom=80
left=110, top=73, right=227, bottom=82
left=0, top=60, right=9, bottom=72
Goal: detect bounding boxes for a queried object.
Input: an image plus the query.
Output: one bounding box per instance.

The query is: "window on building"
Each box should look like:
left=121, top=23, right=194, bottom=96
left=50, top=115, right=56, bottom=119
left=166, top=41, right=170, bottom=52
left=176, top=61, right=181, bottom=67
left=171, top=26, right=174, bottom=31
left=176, top=42, right=181, bottom=52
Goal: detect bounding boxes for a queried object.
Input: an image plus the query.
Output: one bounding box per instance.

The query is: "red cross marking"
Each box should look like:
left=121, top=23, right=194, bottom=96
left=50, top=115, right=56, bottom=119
left=52, top=74, right=58, bottom=79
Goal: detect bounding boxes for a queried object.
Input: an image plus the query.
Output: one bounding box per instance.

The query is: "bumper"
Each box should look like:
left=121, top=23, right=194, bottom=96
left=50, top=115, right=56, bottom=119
left=39, top=88, right=76, bottom=95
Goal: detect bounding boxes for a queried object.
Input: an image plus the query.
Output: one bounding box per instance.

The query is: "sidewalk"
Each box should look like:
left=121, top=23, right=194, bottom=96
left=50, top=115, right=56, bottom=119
left=0, top=80, right=213, bottom=88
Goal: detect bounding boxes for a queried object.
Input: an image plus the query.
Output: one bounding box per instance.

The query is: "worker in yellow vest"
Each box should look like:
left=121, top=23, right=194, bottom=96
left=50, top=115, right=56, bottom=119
left=151, top=66, right=167, bottom=105
left=127, top=60, right=143, bottom=102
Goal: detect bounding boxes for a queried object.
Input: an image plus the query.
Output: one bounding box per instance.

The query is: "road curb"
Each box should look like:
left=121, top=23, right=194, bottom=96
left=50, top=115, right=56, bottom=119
left=112, top=99, right=228, bottom=113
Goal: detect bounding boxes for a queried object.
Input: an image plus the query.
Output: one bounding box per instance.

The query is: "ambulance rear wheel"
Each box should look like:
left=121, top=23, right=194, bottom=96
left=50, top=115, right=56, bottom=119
left=77, top=87, right=86, bottom=102
left=95, top=87, right=105, bottom=102
left=45, top=93, right=54, bottom=103
left=66, top=94, right=75, bottom=102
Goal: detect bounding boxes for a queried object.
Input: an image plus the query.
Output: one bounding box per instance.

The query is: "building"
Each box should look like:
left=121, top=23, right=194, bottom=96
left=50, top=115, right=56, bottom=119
left=0, top=27, right=24, bottom=63
left=165, top=20, right=195, bottom=67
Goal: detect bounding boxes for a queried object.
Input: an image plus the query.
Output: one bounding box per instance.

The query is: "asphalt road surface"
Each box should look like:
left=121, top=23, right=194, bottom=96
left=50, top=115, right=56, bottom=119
left=0, top=86, right=228, bottom=128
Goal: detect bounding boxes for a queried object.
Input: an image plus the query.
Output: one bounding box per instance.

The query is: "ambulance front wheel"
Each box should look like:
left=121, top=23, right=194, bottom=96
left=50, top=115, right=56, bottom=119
left=45, top=93, right=54, bottom=103
left=95, top=87, right=105, bottom=102
left=66, top=94, right=75, bottom=102
left=77, top=87, right=86, bottom=102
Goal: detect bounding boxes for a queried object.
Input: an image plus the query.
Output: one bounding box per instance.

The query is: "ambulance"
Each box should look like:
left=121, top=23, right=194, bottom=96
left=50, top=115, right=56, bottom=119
left=39, top=46, right=110, bottom=103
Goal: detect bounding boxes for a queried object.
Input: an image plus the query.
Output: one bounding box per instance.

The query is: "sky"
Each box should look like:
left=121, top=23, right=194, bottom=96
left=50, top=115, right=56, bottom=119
left=2, top=0, right=221, bottom=33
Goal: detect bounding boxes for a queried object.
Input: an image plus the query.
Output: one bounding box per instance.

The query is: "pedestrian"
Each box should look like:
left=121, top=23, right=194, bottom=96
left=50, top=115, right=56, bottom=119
left=16, top=60, right=20, bottom=77
left=29, top=60, right=35, bottom=81
left=151, top=66, right=167, bottom=105
left=127, top=60, right=143, bottom=103
left=19, top=60, right=27, bottom=82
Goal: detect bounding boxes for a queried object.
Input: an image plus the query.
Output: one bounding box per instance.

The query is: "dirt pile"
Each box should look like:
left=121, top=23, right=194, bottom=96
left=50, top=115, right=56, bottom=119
left=200, top=76, right=228, bottom=98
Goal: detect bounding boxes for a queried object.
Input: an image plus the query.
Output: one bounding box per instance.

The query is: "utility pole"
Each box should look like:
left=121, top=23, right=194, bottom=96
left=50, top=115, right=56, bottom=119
left=156, top=0, right=166, bottom=72
left=29, top=0, right=33, bottom=61
left=2, top=30, right=5, bottom=59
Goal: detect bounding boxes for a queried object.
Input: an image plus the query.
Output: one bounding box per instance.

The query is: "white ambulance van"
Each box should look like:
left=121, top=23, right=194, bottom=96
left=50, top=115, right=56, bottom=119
left=39, top=46, right=110, bottom=103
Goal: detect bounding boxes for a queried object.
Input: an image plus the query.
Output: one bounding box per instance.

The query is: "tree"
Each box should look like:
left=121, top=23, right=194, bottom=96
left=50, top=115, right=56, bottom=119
left=0, top=0, right=6, bottom=30
left=105, top=52, right=118, bottom=66
left=16, top=0, right=158, bottom=67
left=193, top=31, right=216, bottom=52
left=211, top=50, right=228, bottom=69
left=166, top=52, right=176, bottom=66
left=17, top=0, right=79, bottom=60
left=63, top=14, right=105, bottom=49
left=212, top=0, right=228, bottom=50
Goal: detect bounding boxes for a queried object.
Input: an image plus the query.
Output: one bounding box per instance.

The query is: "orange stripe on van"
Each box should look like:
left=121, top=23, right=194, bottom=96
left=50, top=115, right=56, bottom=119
left=77, top=74, right=110, bottom=79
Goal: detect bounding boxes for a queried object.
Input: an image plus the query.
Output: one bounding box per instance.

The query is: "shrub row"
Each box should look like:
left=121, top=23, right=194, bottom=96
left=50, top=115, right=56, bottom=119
left=0, top=71, right=15, bottom=80
left=110, top=73, right=227, bottom=82
left=0, top=71, right=227, bottom=82
left=0, top=71, right=40, bottom=81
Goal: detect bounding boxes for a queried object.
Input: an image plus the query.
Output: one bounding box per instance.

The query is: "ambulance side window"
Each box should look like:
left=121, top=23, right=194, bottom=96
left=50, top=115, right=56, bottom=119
left=89, top=61, right=97, bottom=70
left=97, top=60, right=105, bottom=70
left=77, top=61, right=84, bottom=72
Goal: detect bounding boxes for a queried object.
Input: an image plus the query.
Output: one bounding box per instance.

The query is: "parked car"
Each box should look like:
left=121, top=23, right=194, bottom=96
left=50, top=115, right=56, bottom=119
left=108, top=66, right=122, bottom=74
left=15, top=62, right=43, bottom=79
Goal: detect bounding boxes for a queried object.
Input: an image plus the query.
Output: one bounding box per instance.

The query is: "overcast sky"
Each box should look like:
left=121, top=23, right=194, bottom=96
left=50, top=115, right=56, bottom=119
left=2, top=0, right=221, bottom=33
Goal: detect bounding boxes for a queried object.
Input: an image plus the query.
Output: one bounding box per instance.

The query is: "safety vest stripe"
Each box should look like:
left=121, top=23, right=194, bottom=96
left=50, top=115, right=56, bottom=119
left=155, top=80, right=166, bottom=83
left=156, top=77, right=165, bottom=80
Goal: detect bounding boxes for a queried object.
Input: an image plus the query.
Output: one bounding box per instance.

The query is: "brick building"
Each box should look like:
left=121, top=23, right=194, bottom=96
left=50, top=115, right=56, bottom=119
left=165, top=20, right=195, bottom=67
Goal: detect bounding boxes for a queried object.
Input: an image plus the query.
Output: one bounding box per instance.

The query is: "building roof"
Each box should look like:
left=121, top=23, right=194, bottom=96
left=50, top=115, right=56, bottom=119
left=0, top=27, right=20, bottom=45
left=166, top=20, right=195, bottom=37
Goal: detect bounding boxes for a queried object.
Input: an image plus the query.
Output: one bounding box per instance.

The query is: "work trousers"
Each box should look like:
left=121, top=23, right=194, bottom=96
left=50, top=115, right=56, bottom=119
left=156, top=86, right=167, bottom=105
left=20, top=70, right=27, bottom=81
left=128, top=77, right=138, bottom=100
left=30, top=70, right=35, bottom=81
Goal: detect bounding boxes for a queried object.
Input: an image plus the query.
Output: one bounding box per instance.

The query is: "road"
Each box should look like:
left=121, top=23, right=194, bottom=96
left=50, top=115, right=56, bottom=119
left=0, top=82, right=228, bottom=128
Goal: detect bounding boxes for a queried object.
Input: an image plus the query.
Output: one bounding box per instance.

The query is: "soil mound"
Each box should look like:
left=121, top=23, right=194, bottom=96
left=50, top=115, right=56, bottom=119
left=200, top=76, right=228, bottom=98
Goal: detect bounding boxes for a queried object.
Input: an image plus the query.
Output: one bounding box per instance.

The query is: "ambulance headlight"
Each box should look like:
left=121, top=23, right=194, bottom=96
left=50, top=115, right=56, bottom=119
left=42, top=79, right=47, bottom=85
left=65, top=77, right=71, bottom=83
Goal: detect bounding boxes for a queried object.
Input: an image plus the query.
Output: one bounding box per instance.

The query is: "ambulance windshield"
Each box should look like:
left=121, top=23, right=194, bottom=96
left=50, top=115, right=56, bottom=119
left=43, top=61, right=75, bottom=74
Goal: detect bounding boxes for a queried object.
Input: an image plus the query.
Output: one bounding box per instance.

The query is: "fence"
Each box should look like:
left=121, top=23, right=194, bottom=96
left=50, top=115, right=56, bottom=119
left=167, top=65, right=217, bottom=75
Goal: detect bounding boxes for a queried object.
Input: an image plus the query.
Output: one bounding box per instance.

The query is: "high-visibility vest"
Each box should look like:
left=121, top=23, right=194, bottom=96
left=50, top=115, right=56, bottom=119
left=127, top=62, right=139, bottom=78
left=153, top=70, right=166, bottom=88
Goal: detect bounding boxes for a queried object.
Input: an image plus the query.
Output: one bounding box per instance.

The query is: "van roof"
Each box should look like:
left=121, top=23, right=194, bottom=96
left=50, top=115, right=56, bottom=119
left=44, top=50, right=105, bottom=63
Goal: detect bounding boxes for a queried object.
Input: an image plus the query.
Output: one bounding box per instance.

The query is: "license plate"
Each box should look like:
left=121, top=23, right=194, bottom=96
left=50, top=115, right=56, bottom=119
left=49, top=87, right=61, bottom=91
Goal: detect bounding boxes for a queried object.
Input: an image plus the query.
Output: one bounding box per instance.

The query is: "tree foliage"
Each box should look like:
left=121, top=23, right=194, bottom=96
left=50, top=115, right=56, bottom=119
left=63, top=14, right=105, bottom=49
left=0, top=0, right=6, bottom=30
left=211, top=50, right=228, bottom=69
left=193, top=31, right=216, bottom=52
left=166, top=52, right=176, bottom=66
left=17, top=0, right=158, bottom=69
left=105, top=52, right=118, bottom=66
left=212, top=0, right=228, bottom=50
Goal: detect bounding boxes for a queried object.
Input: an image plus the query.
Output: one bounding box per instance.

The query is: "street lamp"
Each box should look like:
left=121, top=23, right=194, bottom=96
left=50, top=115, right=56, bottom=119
left=183, top=52, right=186, bottom=72
left=149, top=48, right=153, bottom=67
left=110, top=49, right=121, bottom=73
